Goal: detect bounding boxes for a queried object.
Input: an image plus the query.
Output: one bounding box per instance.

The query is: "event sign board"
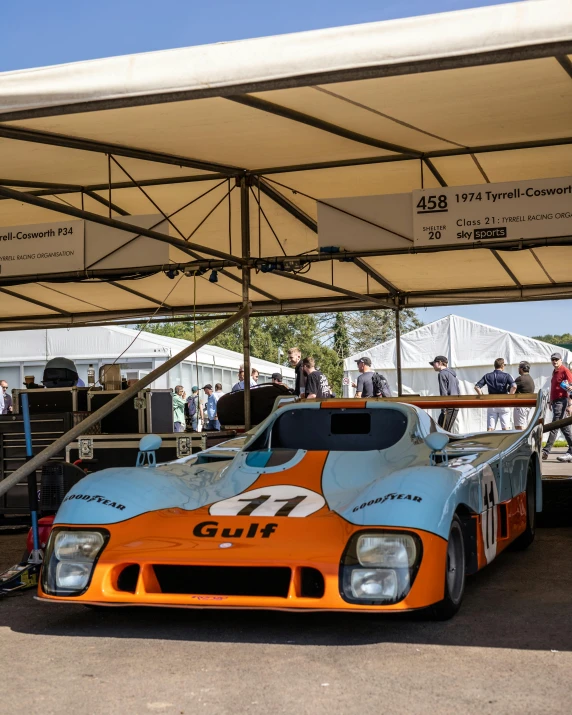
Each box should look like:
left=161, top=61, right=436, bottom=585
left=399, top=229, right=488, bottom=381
left=413, top=175, right=572, bottom=247
left=0, top=220, right=84, bottom=277
left=0, top=215, right=169, bottom=278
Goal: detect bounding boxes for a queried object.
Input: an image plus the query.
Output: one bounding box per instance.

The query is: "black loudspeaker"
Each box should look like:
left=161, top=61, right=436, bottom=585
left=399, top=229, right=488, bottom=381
left=40, top=462, right=86, bottom=513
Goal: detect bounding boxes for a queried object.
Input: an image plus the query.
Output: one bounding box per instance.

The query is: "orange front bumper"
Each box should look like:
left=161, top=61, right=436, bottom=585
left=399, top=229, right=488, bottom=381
left=38, top=507, right=448, bottom=612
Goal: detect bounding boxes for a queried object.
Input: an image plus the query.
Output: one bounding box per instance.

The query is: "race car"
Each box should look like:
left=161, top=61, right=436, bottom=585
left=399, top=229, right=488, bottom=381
left=37, top=393, right=544, bottom=619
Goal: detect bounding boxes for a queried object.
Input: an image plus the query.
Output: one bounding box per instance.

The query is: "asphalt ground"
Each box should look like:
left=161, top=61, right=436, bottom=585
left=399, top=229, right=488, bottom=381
left=1, top=449, right=571, bottom=715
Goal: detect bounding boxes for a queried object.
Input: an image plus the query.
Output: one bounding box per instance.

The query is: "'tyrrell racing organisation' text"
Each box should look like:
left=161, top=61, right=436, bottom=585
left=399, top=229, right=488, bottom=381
left=0, top=220, right=84, bottom=277
left=412, top=176, right=572, bottom=247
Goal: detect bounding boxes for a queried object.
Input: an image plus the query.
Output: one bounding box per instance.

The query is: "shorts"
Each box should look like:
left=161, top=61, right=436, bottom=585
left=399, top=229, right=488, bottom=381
left=513, top=406, right=531, bottom=429
left=487, top=407, right=511, bottom=430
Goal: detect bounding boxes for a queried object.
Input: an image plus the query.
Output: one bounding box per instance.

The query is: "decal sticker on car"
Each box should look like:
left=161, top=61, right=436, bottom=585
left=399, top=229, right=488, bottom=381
left=209, top=485, right=325, bottom=517
left=62, top=494, right=126, bottom=510
left=352, top=493, right=422, bottom=512
left=480, top=464, right=499, bottom=564
left=193, top=521, right=278, bottom=538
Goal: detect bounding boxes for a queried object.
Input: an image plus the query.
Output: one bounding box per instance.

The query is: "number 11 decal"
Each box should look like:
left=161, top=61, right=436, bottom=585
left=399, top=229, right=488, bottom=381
left=210, top=485, right=326, bottom=518
left=480, top=464, right=499, bottom=564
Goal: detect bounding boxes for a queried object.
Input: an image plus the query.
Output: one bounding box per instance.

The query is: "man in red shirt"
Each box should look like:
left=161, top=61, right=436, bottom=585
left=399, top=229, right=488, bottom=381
left=542, top=352, right=572, bottom=462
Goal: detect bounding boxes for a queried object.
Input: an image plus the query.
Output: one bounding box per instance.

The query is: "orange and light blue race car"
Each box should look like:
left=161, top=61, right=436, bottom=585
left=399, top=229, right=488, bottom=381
left=38, top=393, right=545, bottom=619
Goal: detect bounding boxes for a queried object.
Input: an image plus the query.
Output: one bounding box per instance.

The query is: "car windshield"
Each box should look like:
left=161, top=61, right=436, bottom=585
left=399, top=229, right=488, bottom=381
left=248, top=408, right=409, bottom=452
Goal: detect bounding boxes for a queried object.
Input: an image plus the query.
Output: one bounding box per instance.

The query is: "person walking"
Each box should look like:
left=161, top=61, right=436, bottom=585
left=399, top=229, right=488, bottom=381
left=429, top=355, right=460, bottom=431
left=302, top=357, right=332, bottom=399
left=475, top=358, right=516, bottom=430
left=203, top=384, right=221, bottom=431
left=186, top=385, right=201, bottom=431
left=353, top=357, right=375, bottom=398
left=288, top=347, right=306, bottom=397
left=513, top=361, right=535, bottom=431
left=543, top=352, right=572, bottom=462
left=172, top=385, right=186, bottom=433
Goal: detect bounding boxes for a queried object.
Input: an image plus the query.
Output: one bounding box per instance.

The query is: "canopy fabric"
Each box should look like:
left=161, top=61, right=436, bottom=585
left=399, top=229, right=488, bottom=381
left=343, top=314, right=570, bottom=433
left=0, top=1, right=572, bottom=328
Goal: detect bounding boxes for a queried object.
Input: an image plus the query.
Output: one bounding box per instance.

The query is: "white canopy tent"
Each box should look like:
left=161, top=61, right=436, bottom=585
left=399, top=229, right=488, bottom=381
left=343, top=314, right=571, bottom=433
left=0, top=1, right=571, bottom=332
left=0, top=326, right=294, bottom=396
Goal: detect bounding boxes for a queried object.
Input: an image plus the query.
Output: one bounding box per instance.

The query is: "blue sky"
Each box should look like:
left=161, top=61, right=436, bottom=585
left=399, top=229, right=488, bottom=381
left=1, top=0, right=567, bottom=338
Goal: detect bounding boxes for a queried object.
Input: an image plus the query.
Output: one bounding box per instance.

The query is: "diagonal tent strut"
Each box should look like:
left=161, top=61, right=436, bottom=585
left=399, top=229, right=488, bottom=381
left=0, top=185, right=245, bottom=265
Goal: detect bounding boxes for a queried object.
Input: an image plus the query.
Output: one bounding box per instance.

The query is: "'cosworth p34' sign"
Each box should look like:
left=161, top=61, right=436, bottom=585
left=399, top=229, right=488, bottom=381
left=412, top=175, right=572, bottom=247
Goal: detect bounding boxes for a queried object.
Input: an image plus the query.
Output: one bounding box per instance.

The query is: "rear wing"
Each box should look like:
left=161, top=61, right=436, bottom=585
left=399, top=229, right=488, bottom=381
left=377, top=394, right=540, bottom=409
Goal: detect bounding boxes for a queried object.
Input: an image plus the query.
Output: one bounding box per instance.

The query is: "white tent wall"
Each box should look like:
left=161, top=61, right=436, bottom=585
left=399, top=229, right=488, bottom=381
left=0, top=326, right=293, bottom=394
left=343, top=315, right=571, bottom=434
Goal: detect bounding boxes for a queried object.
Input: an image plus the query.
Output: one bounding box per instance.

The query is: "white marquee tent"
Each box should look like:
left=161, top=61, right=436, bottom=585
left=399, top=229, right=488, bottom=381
left=343, top=314, right=571, bottom=433
left=0, top=326, right=294, bottom=395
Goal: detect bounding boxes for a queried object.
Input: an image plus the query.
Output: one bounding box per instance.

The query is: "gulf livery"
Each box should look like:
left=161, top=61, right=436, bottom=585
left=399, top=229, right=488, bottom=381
left=38, top=393, right=545, bottom=619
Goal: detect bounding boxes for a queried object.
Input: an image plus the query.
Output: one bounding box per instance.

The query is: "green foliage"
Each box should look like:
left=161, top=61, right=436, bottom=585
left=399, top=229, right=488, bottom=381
left=141, top=307, right=424, bottom=396
left=533, top=333, right=572, bottom=347
left=346, top=308, right=423, bottom=354
left=141, top=314, right=342, bottom=392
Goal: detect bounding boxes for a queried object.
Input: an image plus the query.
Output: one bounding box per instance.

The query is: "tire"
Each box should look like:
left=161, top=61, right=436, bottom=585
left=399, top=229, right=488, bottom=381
left=427, top=515, right=466, bottom=621
left=511, top=463, right=536, bottom=551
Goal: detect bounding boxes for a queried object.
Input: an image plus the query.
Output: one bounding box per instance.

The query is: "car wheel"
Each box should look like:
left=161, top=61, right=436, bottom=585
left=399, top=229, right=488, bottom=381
left=511, top=462, right=536, bottom=551
left=428, top=515, right=466, bottom=621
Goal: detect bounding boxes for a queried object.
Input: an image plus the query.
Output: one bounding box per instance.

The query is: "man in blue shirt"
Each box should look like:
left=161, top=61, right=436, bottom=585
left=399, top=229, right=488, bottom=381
left=202, top=383, right=221, bottom=431
left=475, top=358, right=516, bottom=430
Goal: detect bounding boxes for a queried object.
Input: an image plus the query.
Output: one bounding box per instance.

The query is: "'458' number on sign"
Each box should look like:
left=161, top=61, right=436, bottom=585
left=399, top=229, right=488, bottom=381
left=415, top=194, right=448, bottom=214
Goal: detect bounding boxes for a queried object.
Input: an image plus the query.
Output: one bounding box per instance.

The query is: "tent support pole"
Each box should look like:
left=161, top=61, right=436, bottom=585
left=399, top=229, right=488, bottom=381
left=241, top=176, right=252, bottom=430
left=0, top=304, right=250, bottom=500
left=395, top=308, right=403, bottom=396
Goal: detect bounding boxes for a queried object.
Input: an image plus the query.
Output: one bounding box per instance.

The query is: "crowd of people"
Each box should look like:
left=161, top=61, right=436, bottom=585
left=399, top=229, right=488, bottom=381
left=430, top=352, right=572, bottom=462
left=170, top=348, right=572, bottom=455
left=171, top=365, right=293, bottom=432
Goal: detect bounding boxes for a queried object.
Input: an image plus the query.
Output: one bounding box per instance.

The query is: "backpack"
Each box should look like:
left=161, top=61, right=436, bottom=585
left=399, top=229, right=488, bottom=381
left=371, top=372, right=391, bottom=398
left=187, top=395, right=197, bottom=417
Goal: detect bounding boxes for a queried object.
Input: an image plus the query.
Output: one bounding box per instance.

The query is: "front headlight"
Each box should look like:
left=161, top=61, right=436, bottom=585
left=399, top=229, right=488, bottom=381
left=42, top=528, right=108, bottom=596
left=356, top=535, right=417, bottom=568
left=54, top=531, right=105, bottom=561
left=340, top=531, right=422, bottom=605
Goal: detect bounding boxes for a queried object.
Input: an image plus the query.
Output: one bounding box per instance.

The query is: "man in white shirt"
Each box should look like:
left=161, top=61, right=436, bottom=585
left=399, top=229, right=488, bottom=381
left=231, top=367, right=257, bottom=392
left=0, top=382, right=4, bottom=415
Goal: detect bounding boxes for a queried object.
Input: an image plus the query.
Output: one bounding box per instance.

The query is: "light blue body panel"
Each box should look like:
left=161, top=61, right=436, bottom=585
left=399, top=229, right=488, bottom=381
left=55, top=397, right=544, bottom=541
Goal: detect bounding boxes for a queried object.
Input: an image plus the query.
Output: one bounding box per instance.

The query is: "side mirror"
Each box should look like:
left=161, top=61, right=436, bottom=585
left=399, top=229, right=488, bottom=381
left=424, top=432, right=449, bottom=466
left=137, top=434, right=163, bottom=467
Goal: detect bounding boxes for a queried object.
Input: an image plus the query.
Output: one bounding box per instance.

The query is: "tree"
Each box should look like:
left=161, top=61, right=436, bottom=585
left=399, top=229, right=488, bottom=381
left=346, top=308, right=423, bottom=354
left=332, top=312, right=350, bottom=360
left=140, top=307, right=423, bottom=397
left=532, top=333, right=572, bottom=347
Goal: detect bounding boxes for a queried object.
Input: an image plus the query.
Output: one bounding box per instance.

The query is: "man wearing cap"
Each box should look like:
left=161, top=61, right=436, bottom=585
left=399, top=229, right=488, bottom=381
left=202, top=384, right=221, bottom=431
left=271, top=373, right=285, bottom=386
left=353, top=357, right=375, bottom=398
left=475, top=358, right=516, bottom=430
left=513, top=362, right=535, bottom=431
left=430, top=356, right=460, bottom=431
left=543, top=353, right=572, bottom=462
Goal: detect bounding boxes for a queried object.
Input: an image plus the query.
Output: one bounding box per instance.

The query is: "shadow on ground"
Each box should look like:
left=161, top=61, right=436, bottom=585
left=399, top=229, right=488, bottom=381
left=1, top=527, right=570, bottom=653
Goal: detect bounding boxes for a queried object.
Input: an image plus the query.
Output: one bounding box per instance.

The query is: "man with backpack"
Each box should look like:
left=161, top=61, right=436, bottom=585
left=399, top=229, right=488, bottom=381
left=430, top=355, right=460, bottom=431
left=186, top=385, right=201, bottom=431
left=353, top=357, right=391, bottom=398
